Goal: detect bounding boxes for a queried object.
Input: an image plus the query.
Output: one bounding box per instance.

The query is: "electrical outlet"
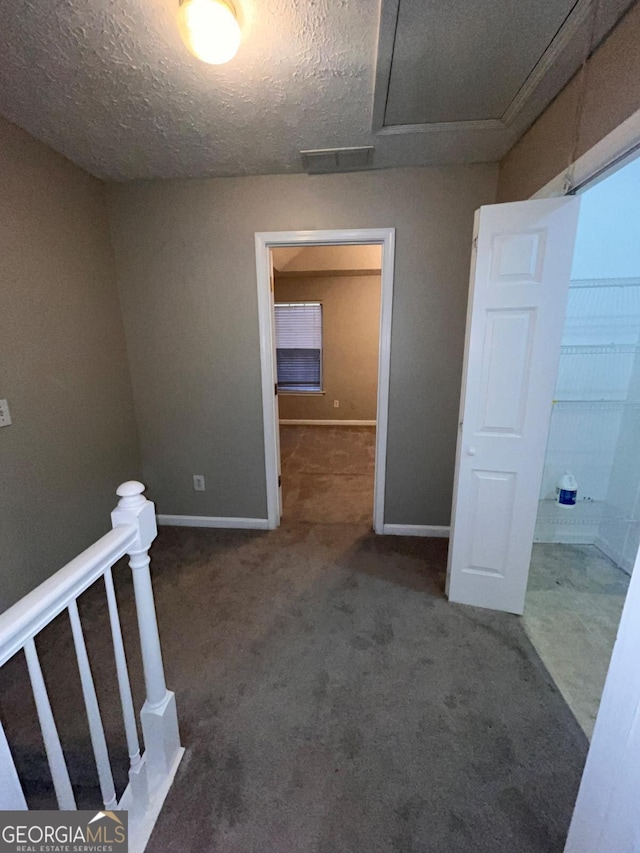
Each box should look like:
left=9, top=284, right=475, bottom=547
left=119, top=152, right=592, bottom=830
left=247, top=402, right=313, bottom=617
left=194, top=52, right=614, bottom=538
left=0, top=399, right=12, bottom=427
left=333, top=400, right=339, bottom=408
left=193, top=474, right=205, bottom=492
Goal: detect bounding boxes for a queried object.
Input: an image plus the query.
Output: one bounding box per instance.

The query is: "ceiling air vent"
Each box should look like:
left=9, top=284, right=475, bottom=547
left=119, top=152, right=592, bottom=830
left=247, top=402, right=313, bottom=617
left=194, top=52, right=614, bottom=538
left=300, top=146, right=374, bottom=175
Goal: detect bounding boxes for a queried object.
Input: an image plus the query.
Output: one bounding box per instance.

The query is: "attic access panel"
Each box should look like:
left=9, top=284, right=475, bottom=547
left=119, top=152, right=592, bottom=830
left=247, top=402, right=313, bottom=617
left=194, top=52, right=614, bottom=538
left=383, top=0, right=577, bottom=126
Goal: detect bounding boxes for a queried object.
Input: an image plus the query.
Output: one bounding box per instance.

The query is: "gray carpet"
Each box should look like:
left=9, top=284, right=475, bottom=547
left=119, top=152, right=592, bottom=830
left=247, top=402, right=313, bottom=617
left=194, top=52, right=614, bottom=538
left=146, top=523, right=587, bottom=852
left=280, top=425, right=376, bottom=524
left=1, top=523, right=588, bottom=852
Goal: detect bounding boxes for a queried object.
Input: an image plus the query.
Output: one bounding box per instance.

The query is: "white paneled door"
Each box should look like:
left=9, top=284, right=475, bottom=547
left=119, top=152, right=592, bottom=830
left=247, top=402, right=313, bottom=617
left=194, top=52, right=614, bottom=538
left=446, top=198, right=580, bottom=615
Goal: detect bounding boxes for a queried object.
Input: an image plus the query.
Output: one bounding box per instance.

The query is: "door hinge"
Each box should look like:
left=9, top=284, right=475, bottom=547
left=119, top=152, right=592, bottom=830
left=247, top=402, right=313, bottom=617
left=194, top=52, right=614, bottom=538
left=472, top=236, right=478, bottom=250
left=274, top=383, right=278, bottom=396
left=278, top=474, right=282, bottom=487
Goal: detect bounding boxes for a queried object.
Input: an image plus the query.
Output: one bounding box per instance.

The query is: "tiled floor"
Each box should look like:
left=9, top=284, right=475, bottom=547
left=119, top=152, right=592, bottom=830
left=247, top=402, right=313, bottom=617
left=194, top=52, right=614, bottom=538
left=523, top=543, right=630, bottom=738
left=279, top=425, right=376, bottom=524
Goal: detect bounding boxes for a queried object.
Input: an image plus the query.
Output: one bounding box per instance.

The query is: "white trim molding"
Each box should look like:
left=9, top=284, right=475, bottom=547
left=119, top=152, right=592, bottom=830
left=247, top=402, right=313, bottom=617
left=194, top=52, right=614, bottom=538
left=280, top=419, right=377, bottom=426
left=156, top=515, right=270, bottom=530
left=382, top=524, right=450, bottom=538
left=255, top=228, right=396, bottom=534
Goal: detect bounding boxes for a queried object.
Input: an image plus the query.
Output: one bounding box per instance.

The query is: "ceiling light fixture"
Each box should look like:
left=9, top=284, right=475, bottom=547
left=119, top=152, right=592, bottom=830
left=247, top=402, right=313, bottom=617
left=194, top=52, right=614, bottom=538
left=177, top=0, right=241, bottom=65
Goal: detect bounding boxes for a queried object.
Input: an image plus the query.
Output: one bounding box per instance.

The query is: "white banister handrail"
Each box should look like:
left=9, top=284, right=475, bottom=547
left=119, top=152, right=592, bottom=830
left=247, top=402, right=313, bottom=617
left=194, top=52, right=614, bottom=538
left=0, top=524, right=137, bottom=667
left=0, top=481, right=184, bottom=852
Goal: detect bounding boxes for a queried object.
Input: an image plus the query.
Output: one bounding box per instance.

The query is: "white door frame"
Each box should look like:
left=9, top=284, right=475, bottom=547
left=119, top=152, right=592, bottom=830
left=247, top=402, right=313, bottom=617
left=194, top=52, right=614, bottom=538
left=255, top=228, right=396, bottom=532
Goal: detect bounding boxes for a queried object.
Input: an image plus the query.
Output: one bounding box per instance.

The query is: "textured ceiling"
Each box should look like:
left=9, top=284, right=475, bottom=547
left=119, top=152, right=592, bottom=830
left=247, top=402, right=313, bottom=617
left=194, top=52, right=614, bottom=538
left=0, top=0, right=633, bottom=181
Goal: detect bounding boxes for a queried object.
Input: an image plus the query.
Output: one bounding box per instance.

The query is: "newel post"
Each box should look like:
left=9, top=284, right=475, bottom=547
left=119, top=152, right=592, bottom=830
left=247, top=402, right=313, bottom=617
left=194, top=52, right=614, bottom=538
left=112, top=482, right=182, bottom=793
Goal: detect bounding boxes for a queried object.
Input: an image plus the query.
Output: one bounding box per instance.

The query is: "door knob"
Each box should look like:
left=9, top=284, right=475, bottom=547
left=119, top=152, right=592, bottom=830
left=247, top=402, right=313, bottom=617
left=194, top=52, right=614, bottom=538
left=467, top=447, right=477, bottom=456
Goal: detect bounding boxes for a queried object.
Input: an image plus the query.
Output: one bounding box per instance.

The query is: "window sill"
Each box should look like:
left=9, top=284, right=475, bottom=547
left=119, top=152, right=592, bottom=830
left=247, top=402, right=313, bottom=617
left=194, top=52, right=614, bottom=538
left=278, top=390, right=326, bottom=396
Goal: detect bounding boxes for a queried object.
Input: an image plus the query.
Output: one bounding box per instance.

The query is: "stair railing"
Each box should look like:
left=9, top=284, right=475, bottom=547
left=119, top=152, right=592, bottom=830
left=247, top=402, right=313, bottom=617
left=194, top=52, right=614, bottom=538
left=0, top=481, right=183, bottom=853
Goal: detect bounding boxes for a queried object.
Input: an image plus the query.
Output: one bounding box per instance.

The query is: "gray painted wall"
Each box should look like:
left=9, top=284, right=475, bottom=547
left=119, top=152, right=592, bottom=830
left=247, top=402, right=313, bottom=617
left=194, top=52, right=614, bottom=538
left=106, top=165, right=497, bottom=525
left=0, top=116, right=141, bottom=611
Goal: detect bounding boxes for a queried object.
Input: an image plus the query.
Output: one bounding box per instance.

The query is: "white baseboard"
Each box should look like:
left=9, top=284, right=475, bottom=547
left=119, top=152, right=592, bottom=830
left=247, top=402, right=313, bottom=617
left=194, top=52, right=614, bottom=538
left=157, top=514, right=270, bottom=530
left=279, top=419, right=376, bottom=426
left=382, top=524, right=450, bottom=538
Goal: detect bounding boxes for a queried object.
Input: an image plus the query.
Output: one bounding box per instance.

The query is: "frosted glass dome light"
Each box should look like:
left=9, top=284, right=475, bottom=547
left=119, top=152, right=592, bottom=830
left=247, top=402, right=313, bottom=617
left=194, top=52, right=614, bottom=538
left=177, top=0, right=241, bottom=65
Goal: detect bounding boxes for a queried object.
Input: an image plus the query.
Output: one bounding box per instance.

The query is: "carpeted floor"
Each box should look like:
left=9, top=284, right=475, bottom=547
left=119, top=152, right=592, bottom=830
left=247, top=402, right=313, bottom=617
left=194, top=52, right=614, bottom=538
left=280, top=425, right=376, bottom=524
left=140, top=523, right=587, bottom=852
left=1, top=460, right=589, bottom=851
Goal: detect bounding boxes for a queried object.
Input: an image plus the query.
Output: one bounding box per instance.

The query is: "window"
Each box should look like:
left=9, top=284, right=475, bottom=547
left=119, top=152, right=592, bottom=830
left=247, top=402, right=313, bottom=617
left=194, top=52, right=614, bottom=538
left=274, top=302, right=323, bottom=392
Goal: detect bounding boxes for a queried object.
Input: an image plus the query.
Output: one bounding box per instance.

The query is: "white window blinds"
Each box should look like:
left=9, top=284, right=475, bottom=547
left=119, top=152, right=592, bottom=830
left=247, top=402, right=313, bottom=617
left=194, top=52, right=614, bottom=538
left=274, top=302, right=322, bottom=391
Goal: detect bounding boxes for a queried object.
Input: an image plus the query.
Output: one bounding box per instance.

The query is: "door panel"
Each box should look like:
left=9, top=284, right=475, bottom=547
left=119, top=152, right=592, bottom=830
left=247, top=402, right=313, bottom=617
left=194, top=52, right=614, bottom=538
left=446, top=198, right=580, bottom=615
left=478, top=309, right=534, bottom=433
left=466, top=469, right=516, bottom=577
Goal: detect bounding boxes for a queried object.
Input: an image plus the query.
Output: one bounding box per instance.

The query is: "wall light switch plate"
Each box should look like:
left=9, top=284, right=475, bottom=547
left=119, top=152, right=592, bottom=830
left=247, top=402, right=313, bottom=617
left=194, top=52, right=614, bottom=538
left=0, top=399, right=11, bottom=427
left=193, top=474, right=205, bottom=492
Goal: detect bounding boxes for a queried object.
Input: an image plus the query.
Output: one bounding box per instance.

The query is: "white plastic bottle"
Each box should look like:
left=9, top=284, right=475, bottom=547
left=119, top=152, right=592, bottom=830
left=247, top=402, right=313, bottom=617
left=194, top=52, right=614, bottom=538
left=557, top=471, right=578, bottom=508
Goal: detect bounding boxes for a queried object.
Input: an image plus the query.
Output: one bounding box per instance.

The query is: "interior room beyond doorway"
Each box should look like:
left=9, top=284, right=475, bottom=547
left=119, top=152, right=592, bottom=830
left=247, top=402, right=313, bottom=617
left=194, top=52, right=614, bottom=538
left=272, top=244, right=382, bottom=526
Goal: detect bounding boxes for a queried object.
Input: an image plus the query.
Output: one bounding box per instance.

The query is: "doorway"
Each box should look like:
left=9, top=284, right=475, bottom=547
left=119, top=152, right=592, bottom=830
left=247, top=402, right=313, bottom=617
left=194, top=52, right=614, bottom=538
left=255, top=229, right=395, bottom=532
left=272, top=245, right=381, bottom=525
left=522, top=152, right=640, bottom=738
